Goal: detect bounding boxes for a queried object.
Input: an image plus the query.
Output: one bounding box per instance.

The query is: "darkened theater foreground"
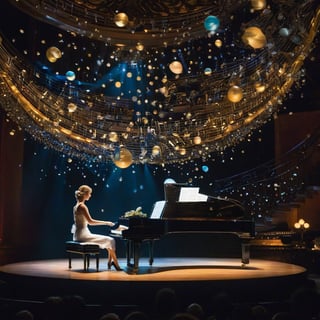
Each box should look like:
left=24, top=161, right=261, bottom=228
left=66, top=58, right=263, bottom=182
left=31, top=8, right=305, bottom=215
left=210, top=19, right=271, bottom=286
left=1, top=1, right=320, bottom=319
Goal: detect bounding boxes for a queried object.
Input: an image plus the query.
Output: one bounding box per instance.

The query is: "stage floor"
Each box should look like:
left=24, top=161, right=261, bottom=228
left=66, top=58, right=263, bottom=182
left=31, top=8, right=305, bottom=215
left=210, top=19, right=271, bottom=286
left=0, top=257, right=307, bottom=280
left=0, top=258, right=309, bottom=306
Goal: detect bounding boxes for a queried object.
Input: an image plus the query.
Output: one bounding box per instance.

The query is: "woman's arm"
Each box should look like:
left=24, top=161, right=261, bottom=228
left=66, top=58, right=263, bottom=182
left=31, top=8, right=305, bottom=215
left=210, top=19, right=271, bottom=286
left=79, top=204, right=114, bottom=227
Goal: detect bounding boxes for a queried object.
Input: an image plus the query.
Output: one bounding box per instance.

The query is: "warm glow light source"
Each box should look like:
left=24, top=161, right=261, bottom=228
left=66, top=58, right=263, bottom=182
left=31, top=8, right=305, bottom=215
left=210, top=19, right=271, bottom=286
left=46, top=46, right=62, bottom=63
left=294, top=222, right=301, bottom=229
left=113, top=147, right=133, bottom=168
left=294, top=218, right=310, bottom=229
left=67, top=103, right=77, bottom=113
left=169, top=61, right=183, bottom=75
left=251, top=0, right=267, bottom=10
left=193, top=136, right=202, bottom=145
left=254, top=82, right=266, bottom=93
left=214, top=39, right=223, bottom=47
left=152, top=145, right=161, bottom=156
left=227, top=85, right=243, bottom=103
left=109, top=131, right=118, bottom=142
left=114, top=13, right=129, bottom=28
left=242, top=27, right=267, bottom=49
left=136, top=42, right=144, bottom=51
left=66, top=70, right=76, bottom=81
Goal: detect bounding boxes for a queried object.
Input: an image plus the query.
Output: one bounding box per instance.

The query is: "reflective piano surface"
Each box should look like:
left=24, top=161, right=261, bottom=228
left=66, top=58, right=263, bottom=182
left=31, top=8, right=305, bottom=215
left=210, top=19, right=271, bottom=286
left=117, top=183, right=255, bottom=272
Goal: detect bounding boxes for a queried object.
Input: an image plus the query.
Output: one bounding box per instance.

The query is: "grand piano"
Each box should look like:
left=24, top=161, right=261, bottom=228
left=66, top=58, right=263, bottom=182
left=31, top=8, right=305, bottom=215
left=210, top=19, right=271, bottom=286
left=116, top=183, right=255, bottom=272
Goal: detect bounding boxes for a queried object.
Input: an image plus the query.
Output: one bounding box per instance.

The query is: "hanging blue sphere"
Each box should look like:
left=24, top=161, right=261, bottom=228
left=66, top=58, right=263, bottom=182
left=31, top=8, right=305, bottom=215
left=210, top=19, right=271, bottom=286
left=202, top=165, right=209, bottom=173
left=65, top=70, right=76, bottom=81
left=204, top=15, right=220, bottom=32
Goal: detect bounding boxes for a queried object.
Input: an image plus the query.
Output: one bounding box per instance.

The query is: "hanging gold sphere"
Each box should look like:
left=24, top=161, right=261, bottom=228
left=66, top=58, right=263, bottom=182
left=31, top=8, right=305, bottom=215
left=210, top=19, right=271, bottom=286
left=227, top=85, right=243, bottom=103
left=193, top=136, right=202, bottom=145
left=250, top=0, right=266, bottom=10
left=46, top=46, right=62, bottom=63
left=113, top=147, right=133, bottom=169
left=114, top=13, right=129, bottom=28
left=169, top=61, right=183, bottom=75
left=241, top=27, right=267, bottom=49
left=179, top=147, right=187, bottom=155
left=254, top=82, right=266, bottom=93
left=214, top=39, right=223, bottom=48
left=152, top=145, right=161, bottom=156
left=136, top=42, right=144, bottom=51
left=109, top=131, right=118, bottom=142
left=67, top=103, right=77, bottom=113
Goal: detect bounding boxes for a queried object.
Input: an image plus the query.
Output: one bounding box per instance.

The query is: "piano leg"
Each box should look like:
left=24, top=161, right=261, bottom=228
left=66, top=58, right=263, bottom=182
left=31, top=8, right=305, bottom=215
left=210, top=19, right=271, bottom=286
left=148, top=240, right=154, bottom=266
left=133, top=241, right=141, bottom=271
left=126, top=240, right=132, bottom=266
left=241, top=240, right=251, bottom=266
left=125, top=240, right=142, bottom=271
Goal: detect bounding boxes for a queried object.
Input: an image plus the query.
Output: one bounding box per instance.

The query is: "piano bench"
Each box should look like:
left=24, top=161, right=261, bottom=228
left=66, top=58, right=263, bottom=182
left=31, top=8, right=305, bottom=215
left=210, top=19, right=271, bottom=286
left=65, top=241, right=100, bottom=272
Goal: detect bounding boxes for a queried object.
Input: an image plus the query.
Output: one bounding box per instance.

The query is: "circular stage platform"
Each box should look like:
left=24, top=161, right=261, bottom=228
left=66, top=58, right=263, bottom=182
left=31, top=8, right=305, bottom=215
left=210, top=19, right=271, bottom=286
left=0, top=257, right=308, bottom=309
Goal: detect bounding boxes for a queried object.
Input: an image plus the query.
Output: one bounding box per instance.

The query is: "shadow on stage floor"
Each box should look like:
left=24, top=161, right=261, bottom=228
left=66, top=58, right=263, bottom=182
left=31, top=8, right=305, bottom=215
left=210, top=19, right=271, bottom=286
left=0, top=257, right=309, bottom=309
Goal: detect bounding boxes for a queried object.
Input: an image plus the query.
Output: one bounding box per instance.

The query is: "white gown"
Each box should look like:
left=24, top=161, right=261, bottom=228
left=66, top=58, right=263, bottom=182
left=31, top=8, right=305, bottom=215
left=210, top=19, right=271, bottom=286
left=71, top=204, right=116, bottom=251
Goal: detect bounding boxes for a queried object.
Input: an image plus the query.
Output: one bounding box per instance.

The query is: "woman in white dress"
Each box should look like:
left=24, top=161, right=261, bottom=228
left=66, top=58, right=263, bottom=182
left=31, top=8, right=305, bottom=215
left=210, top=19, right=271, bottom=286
left=72, top=185, right=121, bottom=271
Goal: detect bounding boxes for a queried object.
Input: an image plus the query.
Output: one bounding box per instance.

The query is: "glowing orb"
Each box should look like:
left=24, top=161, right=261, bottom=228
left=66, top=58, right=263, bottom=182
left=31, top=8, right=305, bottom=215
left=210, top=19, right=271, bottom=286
left=113, top=147, right=133, bottom=169
left=254, top=82, right=266, bottom=93
left=66, top=70, right=76, bottom=81
left=109, top=131, right=118, bottom=142
left=136, top=43, right=144, bottom=51
left=164, top=178, right=176, bottom=184
left=46, top=46, right=62, bottom=63
left=114, top=13, right=129, bottom=28
left=250, top=0, right=266, bottom=10
left=179, top=147, right=187, bottom=156
left=227, top=85, right=243, bottom=103
left=67, top=103, right=77, bottom=113
left=204, top=67, right=212, bottom=76
left=242, top=27, right=267, bottom=49
left=152, top=145, right=161, bottom=156
left=169, top=61, right=183, bottom=75
left=193, top=136, right=202, bottom=145
left=115, top=81, right=122, bottom=88
left=202, top=165, right=209, bottom=173
left=204, top=15, right=220, bottom=33
left=279, top=28, right=290, bottom=37
left=215, top=39, right=223, bottom=47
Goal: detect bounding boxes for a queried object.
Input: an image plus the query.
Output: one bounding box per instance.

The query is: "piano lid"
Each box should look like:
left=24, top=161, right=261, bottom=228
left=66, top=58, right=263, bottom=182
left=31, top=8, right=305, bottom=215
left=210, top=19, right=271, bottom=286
left=160, top=183, right=247, bottom=220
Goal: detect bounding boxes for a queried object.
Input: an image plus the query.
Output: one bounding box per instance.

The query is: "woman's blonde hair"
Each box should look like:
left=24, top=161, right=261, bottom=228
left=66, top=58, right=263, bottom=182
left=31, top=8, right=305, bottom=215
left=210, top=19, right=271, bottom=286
left=75, top=185, right=92, bottom=200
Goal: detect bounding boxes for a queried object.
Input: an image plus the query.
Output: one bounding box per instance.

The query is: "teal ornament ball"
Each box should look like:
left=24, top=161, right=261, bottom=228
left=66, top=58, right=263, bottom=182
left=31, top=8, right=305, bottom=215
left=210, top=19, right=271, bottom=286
left=66, top=70, right=76, bottom=81
left=204, top=15, right=220, bottom=32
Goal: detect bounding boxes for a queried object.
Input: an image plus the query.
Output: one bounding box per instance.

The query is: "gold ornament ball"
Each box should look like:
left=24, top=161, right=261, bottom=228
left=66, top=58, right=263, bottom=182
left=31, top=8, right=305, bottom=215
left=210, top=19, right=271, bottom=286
left=46, top=46, right=62, bottom=63
left=193, top=136, right=202, bottom=145
left=114, top=147, right=133, bottom=169
left=254, top=82, right=266, bottom=93
left=136, top=42, right=144, bottom=51
left=152, top=145, right=161, bottom=156
left=179, top=147, right=187, bottom=155
left=169, top=61, right=183, bottom=75
left=109, top=131, right=118, bottom=142
left=250, top=0, right=266, bottom=10
left=241, top=27, right=267, bottom=49
left=214, top=39, right=223, bottom=47
left=114, top=13, right=129, bottom=28
left=67, top=103, right=77, bottom=113
left=227, top=85, right=243, bottom=103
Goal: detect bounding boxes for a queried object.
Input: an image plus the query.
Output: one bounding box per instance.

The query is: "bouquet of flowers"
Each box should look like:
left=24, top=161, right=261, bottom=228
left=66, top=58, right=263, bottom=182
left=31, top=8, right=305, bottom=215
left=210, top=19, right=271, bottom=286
left=123, top=206, right=147, bottom=218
